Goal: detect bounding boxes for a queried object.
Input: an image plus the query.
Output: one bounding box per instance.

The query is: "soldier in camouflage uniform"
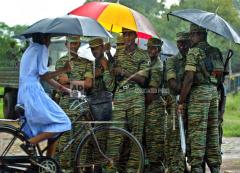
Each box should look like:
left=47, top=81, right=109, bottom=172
left=110, top=28, right=149, bottom=172
left=165, top=32, right=191, bottom=173
left=55, top=36, right=93, bottom=172
left=177, top=24, right=221, bottom=173
left=144, top=38, right=166, bottom=173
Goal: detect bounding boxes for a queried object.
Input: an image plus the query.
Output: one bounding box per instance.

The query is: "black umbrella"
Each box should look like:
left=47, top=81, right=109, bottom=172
left=168, top=9, right=240, bottom=44
left=20, top=15, right=112, bottom=38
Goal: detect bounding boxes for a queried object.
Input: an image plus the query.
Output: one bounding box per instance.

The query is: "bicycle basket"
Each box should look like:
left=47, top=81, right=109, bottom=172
left=87, top=91, right=113, bottom=121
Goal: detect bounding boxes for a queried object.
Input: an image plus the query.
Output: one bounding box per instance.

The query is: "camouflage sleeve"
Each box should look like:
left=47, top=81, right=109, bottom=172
left=84, top=61, right=94, bottom=79
left=185, top=48, right=201, bottom=72
left=55, top=57, right=68, bottom=80
left=166, top=56, right=176, bottom=81
left=137, top=51, right=149, bottom=78
left=55, top=57, right=65, bottom=70
left=103, top=69, right=115, bottom=92
left=148, top=60, right=163, bottom=88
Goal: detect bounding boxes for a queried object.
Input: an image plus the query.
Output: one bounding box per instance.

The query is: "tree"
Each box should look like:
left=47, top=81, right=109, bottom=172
left=0, top=22, right=28, bottom=66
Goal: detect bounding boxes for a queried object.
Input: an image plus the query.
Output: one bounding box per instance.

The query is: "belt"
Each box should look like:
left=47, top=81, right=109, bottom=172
left=118, top=83, right=137, bottom=90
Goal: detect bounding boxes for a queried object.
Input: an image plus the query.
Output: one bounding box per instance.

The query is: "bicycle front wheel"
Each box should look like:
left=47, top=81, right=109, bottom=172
left=75, top=126, right=144, bottom=173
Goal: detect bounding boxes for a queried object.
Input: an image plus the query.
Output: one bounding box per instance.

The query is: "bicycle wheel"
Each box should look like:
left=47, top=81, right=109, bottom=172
left=0, top=124, right=29, bottom=172
left=75, top=126, right=144, bottom=173
left=0, top=125, right=27, bottom=156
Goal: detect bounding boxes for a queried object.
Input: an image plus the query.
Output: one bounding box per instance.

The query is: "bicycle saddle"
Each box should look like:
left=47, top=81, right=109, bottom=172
left=15, top=104, right=25, bottom=116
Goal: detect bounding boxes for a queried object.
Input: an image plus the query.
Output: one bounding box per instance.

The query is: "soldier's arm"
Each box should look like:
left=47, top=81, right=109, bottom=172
left=146, top=60, right=163, bottom=105
left=178, top=71, right=194, bottom=104
left=95, top=58, right=108, bottom=78
left=166, top=57, right=180, bottom=94
left=178, top=49, right=198, bottom=104
left=122, top=70, right=146, bottom=86
left=55, top=57, right=70, bottom=86
left=70, top=77, right=92, bottom=89
left=41, top=61, right=71, bottom=81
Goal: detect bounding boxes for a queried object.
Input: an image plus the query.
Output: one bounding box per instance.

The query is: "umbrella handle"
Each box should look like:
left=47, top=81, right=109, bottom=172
left=224, top=49, right=233, bottom=71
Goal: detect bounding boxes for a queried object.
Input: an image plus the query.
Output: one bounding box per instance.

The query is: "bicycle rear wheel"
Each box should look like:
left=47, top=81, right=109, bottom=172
left=75, top=126, right=144, bottom=173
left=0, top=124, right=29, bottom=171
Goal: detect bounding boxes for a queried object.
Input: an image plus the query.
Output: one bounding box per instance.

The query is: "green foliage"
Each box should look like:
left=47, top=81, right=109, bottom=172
left=0, top=22, right=27, bottom=66
left=0, top=87, right=3, bottom=119
left=223, top=92, right=240, bottom=137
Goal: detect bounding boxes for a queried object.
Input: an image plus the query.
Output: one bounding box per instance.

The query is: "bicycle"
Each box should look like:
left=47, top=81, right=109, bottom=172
left=0, top=91, right=144, bottom=173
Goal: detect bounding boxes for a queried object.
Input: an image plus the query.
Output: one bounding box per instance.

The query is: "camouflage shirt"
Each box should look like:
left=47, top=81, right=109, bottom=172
left=92, top=55, right=108, bottom=92
left=115, top=46, right=149, bottom=87
left=166, top=53, right=186, bottom=86
left=148, top=57, right=163, bottom=88
left=55, top=55, right=93, bottom=86
left=185, top=41, right=219, bottom=85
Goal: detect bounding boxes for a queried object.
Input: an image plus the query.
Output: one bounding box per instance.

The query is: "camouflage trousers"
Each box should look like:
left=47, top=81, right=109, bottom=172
left=164, top=95, right=185, bottom=173
left=110, top=87, right=145, bottom=172
left=56, top=96, right=82, bottom=172
left=144, top=97, right=166, bottom=173
left=187, top=84, right=221, bottom=173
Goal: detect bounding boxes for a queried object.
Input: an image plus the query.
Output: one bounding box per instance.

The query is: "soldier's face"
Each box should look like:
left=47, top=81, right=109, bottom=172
left=123, top=31, right=137, bottom=46
left=177, top=40, right=190, bottom=56
left=189, top=32, right=201, bottom=46
left=91, top=45, right=104, bottom=59
left=147, top=46, right=160, bottom=58
left=65, top=41, right=80, bottom=53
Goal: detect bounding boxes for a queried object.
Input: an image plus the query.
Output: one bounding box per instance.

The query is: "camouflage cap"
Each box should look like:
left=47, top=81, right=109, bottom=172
left=189, top=23, right=207, bottom=33
left=66, top=36, right=80, bottom=42
left=116, top=35, right=125, bottom=44
left=89, top=38, right=104, bottom=48
left=176, top=32, right=190, bottom=41
left=146, top=38, right=163, bottom=47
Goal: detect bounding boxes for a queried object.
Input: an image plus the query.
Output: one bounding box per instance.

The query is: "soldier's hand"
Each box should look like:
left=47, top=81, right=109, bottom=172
left=100, top=59, right=108, bottom=70
left=177, top=104, right=184, bottom=115
left=58, top=74, right=69, bottom=85
left=112, top=67, right=123, bottom=76
left=104, top=42, right=111, bottom=53
left=63, top=61, right=72, bottom=72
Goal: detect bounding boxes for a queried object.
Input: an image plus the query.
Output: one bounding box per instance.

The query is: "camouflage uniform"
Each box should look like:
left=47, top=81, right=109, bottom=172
left=183, top=24, right=221, bottom=173
left=111, top=44, right=148, bottom=172
left=143, top=38, right=166, bottom=172
left=55, top=54, right=93, bottom=171
left=166, top=53, right=186, bottom=173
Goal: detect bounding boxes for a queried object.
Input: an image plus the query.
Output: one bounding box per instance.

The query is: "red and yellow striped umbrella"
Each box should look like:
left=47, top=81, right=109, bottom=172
left=68, top=2, right=159, bottom=39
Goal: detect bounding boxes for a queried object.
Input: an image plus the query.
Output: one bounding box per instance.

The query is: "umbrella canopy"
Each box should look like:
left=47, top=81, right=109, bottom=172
left=168, top=9, right=240, bottom=44
left=68, top=2, right=159, bottom=39
left=138, top=38, right=178, bottom=56
left=20, top=15, right=112, bottom=38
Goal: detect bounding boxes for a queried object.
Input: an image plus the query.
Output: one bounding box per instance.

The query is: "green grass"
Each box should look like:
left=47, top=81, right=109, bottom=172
left=0, top=87, right=3, bottom=118
left=223, top=92, right=240, bottom=137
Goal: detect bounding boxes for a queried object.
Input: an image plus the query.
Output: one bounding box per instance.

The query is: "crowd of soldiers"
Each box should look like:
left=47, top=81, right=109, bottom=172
left=53, top=23, right=224, bottom=173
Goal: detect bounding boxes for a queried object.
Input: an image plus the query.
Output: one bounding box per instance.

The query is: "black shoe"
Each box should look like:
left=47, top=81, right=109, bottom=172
left=20, top=143, right=36, bottom=156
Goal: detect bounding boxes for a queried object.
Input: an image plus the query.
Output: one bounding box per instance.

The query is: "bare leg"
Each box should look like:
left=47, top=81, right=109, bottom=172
left=46, top=139, right=58, bottom=157
left=28, top=132, right=56, bottom=144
